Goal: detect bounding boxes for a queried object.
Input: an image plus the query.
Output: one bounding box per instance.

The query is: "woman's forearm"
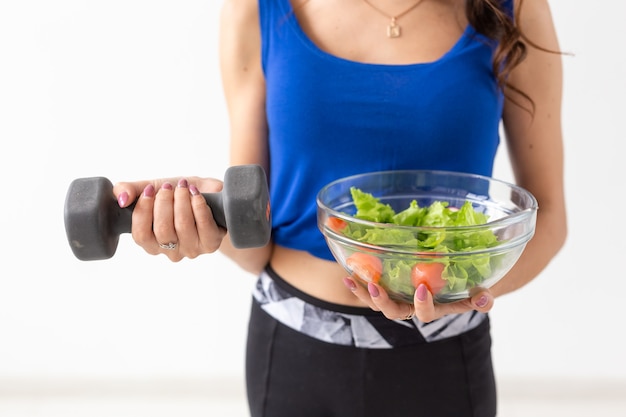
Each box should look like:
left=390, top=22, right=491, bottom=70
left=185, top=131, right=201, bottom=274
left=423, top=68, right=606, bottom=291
left=491, top=203, right=568, bottom=297
left=219, top=235, right=273, bottom=275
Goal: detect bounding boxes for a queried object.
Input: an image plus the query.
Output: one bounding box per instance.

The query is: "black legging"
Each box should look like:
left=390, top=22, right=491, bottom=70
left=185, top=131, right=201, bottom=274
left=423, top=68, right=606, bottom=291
left=245, top=299, right=497, bottom=417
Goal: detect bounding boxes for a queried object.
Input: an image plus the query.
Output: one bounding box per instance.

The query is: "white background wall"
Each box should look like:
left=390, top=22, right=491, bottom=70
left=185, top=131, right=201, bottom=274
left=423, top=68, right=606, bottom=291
left=0, top=0, right=624, bottom=391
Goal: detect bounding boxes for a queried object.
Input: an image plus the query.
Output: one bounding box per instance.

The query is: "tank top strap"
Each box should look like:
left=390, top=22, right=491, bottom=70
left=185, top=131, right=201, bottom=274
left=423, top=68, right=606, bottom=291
left=502, top=0, right=514, bottom=18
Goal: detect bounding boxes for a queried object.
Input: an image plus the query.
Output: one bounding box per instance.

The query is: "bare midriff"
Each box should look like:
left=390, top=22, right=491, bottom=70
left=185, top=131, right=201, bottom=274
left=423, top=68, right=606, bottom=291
left=269, top=244, right=370, bottom=307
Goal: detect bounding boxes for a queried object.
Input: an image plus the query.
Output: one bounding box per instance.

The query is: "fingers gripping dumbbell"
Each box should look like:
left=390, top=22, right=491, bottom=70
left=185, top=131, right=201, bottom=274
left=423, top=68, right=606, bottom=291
left=64, top=164, right=271, bottom=261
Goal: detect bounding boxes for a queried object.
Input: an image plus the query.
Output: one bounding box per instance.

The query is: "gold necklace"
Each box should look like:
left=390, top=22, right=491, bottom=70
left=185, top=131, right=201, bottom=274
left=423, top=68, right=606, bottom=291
left=362, top=0, right=425, bottom=38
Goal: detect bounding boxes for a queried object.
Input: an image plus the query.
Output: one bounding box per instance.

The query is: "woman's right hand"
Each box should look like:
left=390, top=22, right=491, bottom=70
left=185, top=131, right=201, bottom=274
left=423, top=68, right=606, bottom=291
left=113, top=177, right=227, bottom=261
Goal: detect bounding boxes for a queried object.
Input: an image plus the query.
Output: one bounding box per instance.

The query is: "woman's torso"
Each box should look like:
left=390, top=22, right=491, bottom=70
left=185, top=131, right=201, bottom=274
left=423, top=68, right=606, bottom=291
left=263, top=0, right=506, bottom=306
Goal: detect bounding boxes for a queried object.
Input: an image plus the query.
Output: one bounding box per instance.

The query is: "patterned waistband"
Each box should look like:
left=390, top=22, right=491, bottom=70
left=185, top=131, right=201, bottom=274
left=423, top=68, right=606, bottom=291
left=252, top=265, right=487, bottom=349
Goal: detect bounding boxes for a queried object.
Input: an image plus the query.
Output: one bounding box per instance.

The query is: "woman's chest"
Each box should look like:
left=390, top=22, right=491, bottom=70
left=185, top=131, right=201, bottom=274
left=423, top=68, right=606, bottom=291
left=292, top=0, right=469, bottom=65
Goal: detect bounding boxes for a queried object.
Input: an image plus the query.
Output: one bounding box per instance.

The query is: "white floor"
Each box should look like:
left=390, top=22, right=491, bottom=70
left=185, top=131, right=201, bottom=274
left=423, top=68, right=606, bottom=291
left=1, top=377, right=625, bottom=417
left=496, top=377, right=626, bottom=417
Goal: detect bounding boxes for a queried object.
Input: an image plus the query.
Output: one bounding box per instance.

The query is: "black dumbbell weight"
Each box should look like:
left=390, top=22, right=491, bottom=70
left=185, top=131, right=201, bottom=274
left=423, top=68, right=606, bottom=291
left=64, top=164, right=271, bottom=261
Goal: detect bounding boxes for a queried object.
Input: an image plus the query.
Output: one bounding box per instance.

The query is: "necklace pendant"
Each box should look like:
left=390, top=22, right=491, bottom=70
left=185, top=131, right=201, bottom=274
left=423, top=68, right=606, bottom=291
left=387, top=17, right=401, bottom=38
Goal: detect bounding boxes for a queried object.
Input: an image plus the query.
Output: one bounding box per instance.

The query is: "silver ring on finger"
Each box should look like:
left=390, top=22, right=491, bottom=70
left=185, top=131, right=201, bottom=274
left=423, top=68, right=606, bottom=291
left=158, top=242, right=178, bottom=250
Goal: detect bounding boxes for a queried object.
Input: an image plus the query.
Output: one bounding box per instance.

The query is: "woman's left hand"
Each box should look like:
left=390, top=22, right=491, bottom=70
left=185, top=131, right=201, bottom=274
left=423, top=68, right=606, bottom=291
left=343, top=277, right=494, bottom=322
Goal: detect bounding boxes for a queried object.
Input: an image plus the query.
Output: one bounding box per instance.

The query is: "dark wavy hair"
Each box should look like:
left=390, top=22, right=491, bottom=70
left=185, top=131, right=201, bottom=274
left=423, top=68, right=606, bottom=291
left=466, top=0, right=533, bottom=112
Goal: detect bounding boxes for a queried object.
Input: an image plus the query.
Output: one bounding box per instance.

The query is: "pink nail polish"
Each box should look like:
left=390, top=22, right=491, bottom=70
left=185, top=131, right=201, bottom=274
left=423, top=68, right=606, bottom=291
left=143, top=184, right=155, bottom=198
left=178, top=178, right=188, bottom=188
left=189, top=184, right=200, bottom=196
left=117, top=192, right=129, bottom=207
left=162, top=182, right=173, bottom=190
left=343, top=277, right=357, bottom=291
left=476, top=295, right=489, bottom=308
left=367, top=283, right=380, bottom=298
left=416, top=284, right=427, bottom=302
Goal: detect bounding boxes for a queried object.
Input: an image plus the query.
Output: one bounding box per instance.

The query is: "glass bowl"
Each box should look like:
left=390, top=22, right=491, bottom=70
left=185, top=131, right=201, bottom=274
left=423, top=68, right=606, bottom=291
left=317, top=170, right=538, bottom=303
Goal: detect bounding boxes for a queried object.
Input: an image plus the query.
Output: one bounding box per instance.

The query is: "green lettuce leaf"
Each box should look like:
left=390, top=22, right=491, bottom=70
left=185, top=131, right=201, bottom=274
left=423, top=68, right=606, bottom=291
left=342, top=187, right=502, bottom=296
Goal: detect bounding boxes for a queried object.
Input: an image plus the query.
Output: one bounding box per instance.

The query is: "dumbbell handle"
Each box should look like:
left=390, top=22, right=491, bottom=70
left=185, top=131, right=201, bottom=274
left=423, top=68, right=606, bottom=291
left=110, top=192, right=227, bottom=235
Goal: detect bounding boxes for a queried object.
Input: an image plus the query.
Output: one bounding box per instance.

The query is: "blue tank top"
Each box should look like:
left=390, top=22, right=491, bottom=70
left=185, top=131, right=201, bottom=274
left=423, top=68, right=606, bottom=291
left=260, top=0, right=512, bottom=260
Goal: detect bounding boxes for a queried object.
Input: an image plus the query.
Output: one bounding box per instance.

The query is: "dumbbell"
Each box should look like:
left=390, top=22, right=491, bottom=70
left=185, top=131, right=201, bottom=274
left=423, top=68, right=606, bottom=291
left=64, top=164, right=271, bottom=261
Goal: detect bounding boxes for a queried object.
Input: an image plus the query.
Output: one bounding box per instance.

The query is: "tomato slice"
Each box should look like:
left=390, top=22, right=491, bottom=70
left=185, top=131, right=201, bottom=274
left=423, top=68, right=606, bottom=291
left=410, top=262, right=446, bottom=295
left=326, top=217, right=348, bottom=233
left=345, top=252, right=383, bottom=284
